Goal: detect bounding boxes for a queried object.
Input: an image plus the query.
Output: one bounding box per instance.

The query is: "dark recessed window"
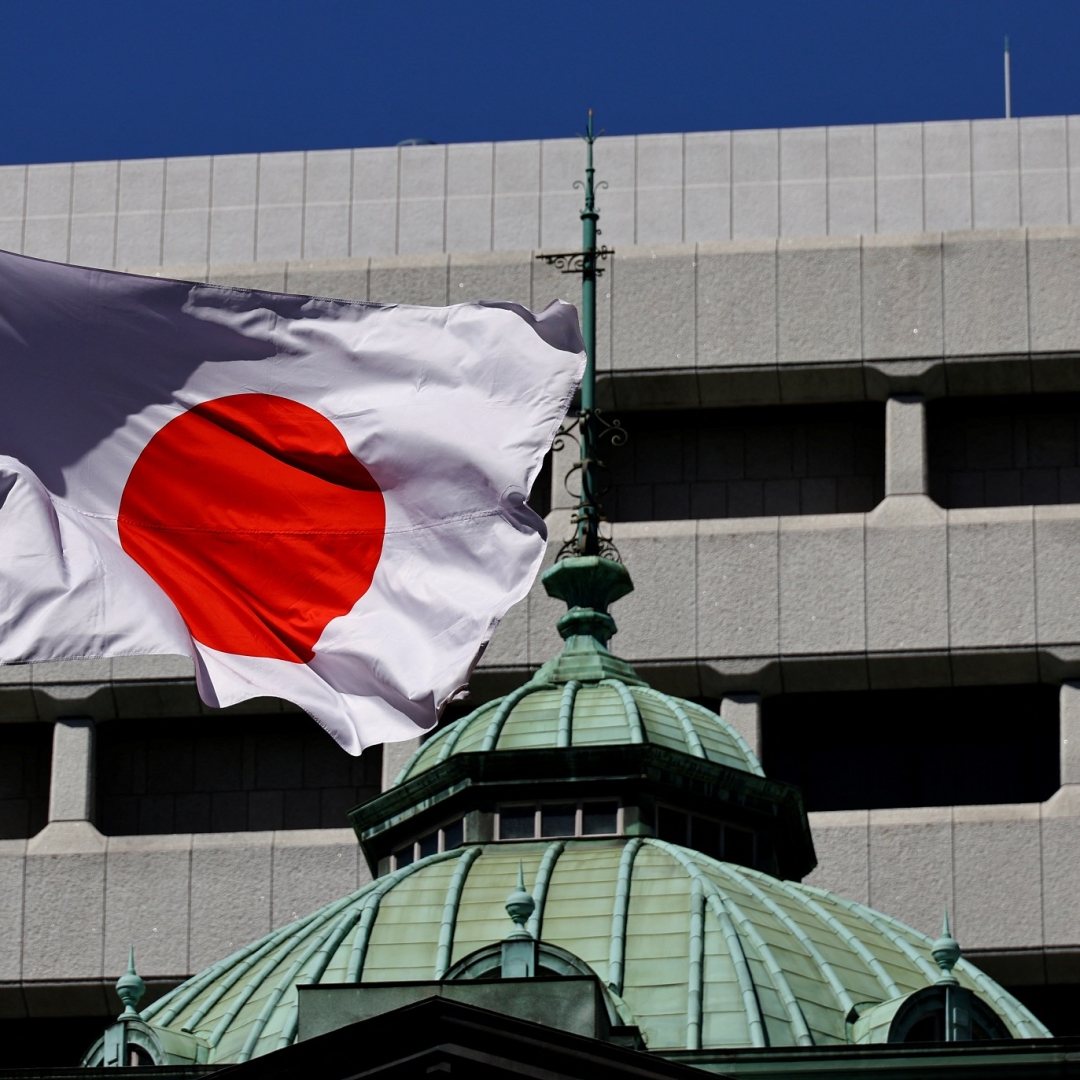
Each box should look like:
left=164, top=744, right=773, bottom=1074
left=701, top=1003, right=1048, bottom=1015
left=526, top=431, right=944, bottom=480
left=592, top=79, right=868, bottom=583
left=391, top=817, right=465, bottom=870
left=763, top=684, right=1059, bottom=811
left=0, top=724, right=51, bottom=839
left=655, top=804, right=758, bottom=867
left=497, top=801, right=621, bottom=840
left=602, top=403, right=885, bottom=522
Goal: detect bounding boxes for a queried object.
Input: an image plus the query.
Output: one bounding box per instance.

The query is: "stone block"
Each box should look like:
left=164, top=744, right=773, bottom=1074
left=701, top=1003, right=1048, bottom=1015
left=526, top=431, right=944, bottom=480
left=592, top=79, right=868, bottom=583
left=684, top=131, right=730, bottom=242
left=303, top=202, right=350, bottom=261
left=68, top=214, right=116, bottom=269
left=271, top=829, right=362, bottom=929
left=48, top=719, right=94, bottom=823
left=25, top=162, right=71, bottom=219
left=258, top=150, right=304, bottom=206
left=0, top=841, right=25, bottom=981
left=284, top=258, right=368, bottom=302
left=635, top=134, right=683, bottom=245
left=803, top=809, right=869, bottom=903
left=446, top=143, right=493, bottom=253
left=779, top=514, right=866, bottom=655
left=22, top=212, right=68, bottom=263
left=696, top=238, right=777, bottom=370
left=827, top=125, right=875, bottom=236
left=189, top=832, right=273, bottom=972
left=861, top=231, right=943, bottom=360
left=1035, top=504, right=1080, bottom=648
left=448, top=250, right=531, bottom=306
left=611, top=521, right=697, bottom=661
left=540, top=138, right=584, bottom=252
left=351, top=199, right=396, bottom=258
left=697, top=517, right=779, bottom=660
left=942, top=229, right=1029, bottom=357
left=104, top=833, right=191, bottom=978
left=115, top=211, right=162, bottom=268
left=162, top=209, right=209, bottom=266
left=611, top=244, right=695, bottom=374
left=1040, top=786, right=1080, bottom=947
left=947, top=505, right=1036, bottom=649
left=592, top=136, right=635, bottom=248
left=353, top=146, right=398, bottom=202
left=206, top=261, right=286, bottom=292
left=0, top=217, right=22, bottom=255
left=777, top=235, right=860, bottom=363
left=0, top=164, right=25, bottom=220
left=923, top=120, right=972, bottom=232
left=732, top=128, right=779, bottom=239
left=209, top=207, right=256, bottom=264
left=164, top=156, right=211, bottom=212
left=1060, top=681, right=1080, bottom=786
left=951, top=804, right=1042, bottom=951
left=493, top=141, right=540, bottom=251
left=971, top=119, right=1021, bottom=229
left=527, top=530, right=565, bottom=667
left=875, top=122, right=924, bottom=234
left=884, top=398, right=927, bottom=496
left=368, top=253, right=448, bottom=305
left=209, top=153, right=257, bottom=216
left=24, top=823, right=106, bottom=981
left=1020, top=117, right=1069, bottom=226
left=866, top=495, right=947, bottom=653
left=303, top=150, right=352, bottom=260
left=256, top=205, right=302, bottom=261
left=779, top=127, right=826, bottom=237
left=719, top=694, right=761, bottom=758
left=71, top=160, right=117, bottom=219
left=867, top=806, right=953, bottom=937
left=1028, top=226, right=1080, bottom=353
left=398, top=146, right=445, bottom=255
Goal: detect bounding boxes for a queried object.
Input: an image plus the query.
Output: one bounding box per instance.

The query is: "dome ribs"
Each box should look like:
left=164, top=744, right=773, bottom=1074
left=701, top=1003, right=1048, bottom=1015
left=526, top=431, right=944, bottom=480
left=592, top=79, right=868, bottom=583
left=600, top=679, right=644, bottom=745
left=555, top=681, right=580, bottom=747
left=434, top=847, right=484, bottom=979
left=713, top=863, right=857, bottom=1026
left=638, top=685, right=706, bottom=759
left=777, top=887, right=901, bottom=1000
left=526, top=840, right=567, bottom=940
left=606, top=837, right=643, bottom=996
left=687, top=877, right=706, bottom=1050
left=482, top=683, right=547, bottom=751
left=649, top=840, right=768, bottom=1048
left=346, top=849, right=461, bottom=982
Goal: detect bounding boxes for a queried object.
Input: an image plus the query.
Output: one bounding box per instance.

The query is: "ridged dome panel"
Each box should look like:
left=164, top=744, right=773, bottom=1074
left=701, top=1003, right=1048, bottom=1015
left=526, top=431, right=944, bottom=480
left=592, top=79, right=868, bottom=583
left=398, top=682, right=764, bottom=783
left=137, top=840, right=1047, bottom=1065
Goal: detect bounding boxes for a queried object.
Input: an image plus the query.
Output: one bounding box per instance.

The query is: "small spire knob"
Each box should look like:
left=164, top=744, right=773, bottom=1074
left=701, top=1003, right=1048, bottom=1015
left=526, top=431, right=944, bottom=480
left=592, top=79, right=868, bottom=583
left=932, top=911, right=961, bottom=986
left=504, top=863, right=535, bottom=940
left=116, top=946, right=146, bottom=1020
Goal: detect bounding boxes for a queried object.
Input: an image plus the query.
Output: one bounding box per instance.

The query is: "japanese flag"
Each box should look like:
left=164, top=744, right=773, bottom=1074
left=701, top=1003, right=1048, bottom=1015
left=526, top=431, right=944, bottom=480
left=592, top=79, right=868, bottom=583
left=0, top=252, right=583, bottom=754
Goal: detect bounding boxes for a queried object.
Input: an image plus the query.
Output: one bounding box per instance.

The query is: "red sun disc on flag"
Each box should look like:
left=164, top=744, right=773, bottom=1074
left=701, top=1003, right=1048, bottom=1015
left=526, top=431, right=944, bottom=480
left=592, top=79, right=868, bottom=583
left=118, top=393, right=386, bottom=664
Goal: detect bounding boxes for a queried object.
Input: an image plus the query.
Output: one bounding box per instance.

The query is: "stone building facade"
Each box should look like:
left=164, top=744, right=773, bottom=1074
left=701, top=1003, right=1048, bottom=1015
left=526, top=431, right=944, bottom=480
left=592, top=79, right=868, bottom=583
left=4, top=115, right=1080, bottom=1054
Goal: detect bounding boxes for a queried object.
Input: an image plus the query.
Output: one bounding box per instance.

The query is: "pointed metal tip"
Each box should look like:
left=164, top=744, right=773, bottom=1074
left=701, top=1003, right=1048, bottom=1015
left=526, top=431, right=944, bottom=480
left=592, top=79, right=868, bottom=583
left=1004, top=35, right=1010, bottom=51
left=517, top=861, right=526, bottom=891
left=942, top=909, right=951, bottom=936
left=127, top=945, right=136, bottom=974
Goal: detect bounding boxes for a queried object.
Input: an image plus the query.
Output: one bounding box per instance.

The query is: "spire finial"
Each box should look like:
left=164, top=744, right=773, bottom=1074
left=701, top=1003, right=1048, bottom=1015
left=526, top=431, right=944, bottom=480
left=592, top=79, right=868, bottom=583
left=116, top=946, right=146, bottom=1020
left=504, top=862, right=535, bottom=940
left=932, top=910, right=961, bottom=986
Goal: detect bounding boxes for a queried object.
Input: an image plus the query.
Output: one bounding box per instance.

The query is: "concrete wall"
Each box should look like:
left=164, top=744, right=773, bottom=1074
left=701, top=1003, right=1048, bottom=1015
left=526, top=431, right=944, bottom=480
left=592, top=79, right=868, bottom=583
left=4, top=116, right=1080, bottom=268
left=8, top=173, right=1080, bottom=1009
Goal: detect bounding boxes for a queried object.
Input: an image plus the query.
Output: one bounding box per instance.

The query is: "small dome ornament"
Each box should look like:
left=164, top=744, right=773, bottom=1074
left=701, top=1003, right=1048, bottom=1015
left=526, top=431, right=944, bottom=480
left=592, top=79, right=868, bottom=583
left=505, top=863, right=536, bottom=940
left=931, top=911, right=961, bottom=986
left=116, top=946, right=146, bottom=1020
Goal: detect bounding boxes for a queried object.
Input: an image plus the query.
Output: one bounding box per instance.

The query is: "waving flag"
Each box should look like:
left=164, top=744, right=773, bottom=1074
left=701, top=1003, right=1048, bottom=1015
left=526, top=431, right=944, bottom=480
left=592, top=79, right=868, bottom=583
left=0, top=252, right=583, bottom=754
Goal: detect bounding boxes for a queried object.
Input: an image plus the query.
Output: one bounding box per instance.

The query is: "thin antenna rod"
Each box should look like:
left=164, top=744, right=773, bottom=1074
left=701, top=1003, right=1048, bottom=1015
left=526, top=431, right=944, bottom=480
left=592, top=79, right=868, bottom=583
left=1004, top=36, right=1012, bottom=119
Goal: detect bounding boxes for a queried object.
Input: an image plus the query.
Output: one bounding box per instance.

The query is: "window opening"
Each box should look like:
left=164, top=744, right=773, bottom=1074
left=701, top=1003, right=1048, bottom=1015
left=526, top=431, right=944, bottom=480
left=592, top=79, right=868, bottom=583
left=496, top=800, right=622, bottom=840
left=391, top=816, right=465, bottom=870
left=656, top=804, right=757, bottom=866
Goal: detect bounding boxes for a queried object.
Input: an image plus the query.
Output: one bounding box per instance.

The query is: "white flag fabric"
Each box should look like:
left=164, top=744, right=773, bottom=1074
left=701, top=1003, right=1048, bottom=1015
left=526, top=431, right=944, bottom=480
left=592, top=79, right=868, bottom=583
left=0, top=252, right=583, bottom=754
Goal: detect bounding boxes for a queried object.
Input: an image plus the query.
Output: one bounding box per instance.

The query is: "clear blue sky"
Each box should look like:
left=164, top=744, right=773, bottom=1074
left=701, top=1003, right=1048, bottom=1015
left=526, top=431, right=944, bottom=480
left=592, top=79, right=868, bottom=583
left=1, top=0, right=1076, bottom=165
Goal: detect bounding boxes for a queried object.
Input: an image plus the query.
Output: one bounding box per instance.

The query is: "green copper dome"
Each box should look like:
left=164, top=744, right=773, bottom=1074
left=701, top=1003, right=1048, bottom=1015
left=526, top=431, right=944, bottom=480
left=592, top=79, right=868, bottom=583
left=81, top=556, right=1053, bottom=1068
left=396, top=681, right=764, bottom=784
left=94, top=840, right=1047, bottom=1067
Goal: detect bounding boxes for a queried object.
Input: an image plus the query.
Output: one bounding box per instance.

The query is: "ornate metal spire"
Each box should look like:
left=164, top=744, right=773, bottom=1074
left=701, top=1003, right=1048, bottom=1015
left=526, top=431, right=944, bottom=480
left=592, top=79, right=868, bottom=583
left=932, top=910, right=961, bottom=986
left=504, top=862, right=536, bottom=940
left=537, top=111, right=618, bottom=560
left=116, top=946, right=146, bottom=1020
